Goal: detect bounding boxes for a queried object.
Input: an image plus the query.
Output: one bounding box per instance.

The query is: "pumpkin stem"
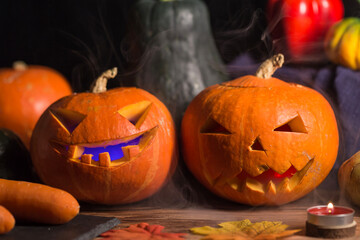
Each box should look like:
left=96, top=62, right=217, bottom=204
left=255, top=54, right=284, bottom=79
left=91, top=67, right=118, bottom=93
left=13, top=61, right=28, bottom=71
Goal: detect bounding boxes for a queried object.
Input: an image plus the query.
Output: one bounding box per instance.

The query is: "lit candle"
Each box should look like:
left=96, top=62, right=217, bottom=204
left=306, top=203, right=357, bottom=238
left=327, top=202, right=334, bottom=214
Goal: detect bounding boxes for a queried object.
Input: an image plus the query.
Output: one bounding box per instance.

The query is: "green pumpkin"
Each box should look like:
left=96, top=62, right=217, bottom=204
left=0, top=128, right=37, bottom=181
left=130, top=0, right=229, bottom=127
left=325, top=17, right=360, bottom=70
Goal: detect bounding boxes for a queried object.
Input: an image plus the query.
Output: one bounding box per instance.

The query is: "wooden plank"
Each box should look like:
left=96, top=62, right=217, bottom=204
left=81, top=189, right=360, bottom=239
left=83, top=208, right=359, bottom=239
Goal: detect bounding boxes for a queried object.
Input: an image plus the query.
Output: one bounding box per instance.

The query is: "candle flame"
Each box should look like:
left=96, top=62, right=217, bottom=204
left=327, top=202, right=334, bottom=214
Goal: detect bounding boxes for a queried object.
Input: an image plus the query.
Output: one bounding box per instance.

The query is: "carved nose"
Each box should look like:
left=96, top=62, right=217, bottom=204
left=250, top=137, right=265, bottom=151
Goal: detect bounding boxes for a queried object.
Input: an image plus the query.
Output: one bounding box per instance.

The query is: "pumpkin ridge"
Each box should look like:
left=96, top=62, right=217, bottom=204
left=326, top=17, right=360, bottom=68
left=355, top=24, right=360, bottom=69
left=339, top=22, right=360, bottom=68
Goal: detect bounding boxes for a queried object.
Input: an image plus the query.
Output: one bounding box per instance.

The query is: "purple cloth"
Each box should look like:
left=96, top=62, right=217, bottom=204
left=228, top=54, right=360, bottom=172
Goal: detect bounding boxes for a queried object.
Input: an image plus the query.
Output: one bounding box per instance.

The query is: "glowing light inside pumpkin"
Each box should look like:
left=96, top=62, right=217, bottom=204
left=327, top=202, right=334, bottom=214
left=237, top=166, right=298, bottom=184
left=80, top=136, right=142, bottom=161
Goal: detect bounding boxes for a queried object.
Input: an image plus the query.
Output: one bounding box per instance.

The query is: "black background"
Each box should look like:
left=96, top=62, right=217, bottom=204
left=1, top=0, right=359, bottom=92
left=1, top=0, right=360, bottom=206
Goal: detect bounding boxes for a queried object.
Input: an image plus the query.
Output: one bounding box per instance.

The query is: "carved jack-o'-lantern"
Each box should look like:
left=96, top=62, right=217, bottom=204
left=30, top=69, right=177, bottom=204
left=181, top=55, right=339, bottom=206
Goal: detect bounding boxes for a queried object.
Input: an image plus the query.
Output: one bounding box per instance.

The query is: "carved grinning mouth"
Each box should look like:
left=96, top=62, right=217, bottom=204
left=201, top=114, right=313, bottom=193
left=51, top=127, right=158, bottom=167
left=225, top=159, right=314, bottom=194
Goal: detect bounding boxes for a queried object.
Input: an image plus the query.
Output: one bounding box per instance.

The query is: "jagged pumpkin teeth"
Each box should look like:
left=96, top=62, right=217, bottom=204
left=289, top=172, right=300, bottom=189
left=226, top=178, right=240, bottom=191
left=278, top=178, right=291, bottom=193
left=266, top=181, right=276, bottom=195
left=229, top=183, right=239, bottom=191
left=81, top=154, right=92, bottom=164
left=230, top=159, right=313, bottom=194
left=246, top=178, right=264, bottom=193
left=122, top=145, right=140, bottom=160
left=99, top=152, right=111, bottom=167
left=68, top=145, right=84, bottom=159
left=214, top=174, right=231, bottom=187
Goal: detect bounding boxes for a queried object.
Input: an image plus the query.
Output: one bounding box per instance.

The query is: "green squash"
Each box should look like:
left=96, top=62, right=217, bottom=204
left=130, top=0, right=229, bottom=127
left=0, top=128, right=37, bottom=181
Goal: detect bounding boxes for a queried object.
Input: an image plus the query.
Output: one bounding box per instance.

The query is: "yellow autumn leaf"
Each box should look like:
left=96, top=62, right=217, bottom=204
left=190, top=220, right=301, bottom=240
left=201, top=235, right=248, bottom=240
left=191, top=220, right=251, bottom=235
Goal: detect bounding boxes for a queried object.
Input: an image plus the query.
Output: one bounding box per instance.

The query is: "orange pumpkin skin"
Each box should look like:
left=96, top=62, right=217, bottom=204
left=0, top=64, right=72, bottom=149
left=181, top=75, right=339, bottom=206
left=30, top=87, right=177, bottom=204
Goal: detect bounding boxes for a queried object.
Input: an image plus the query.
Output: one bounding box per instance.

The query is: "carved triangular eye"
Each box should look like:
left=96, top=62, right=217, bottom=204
left=50, top=108, right=86, bottom=134
left=274, top=115, right=308, bottom=133
left=200, top=118, right=231, bottom=135
left=250, top=137, right=265, bottom=151
left=118, top=101, right=152, bottom=129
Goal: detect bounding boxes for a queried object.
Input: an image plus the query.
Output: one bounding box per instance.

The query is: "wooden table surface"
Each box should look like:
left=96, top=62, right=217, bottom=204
left=80, top=183, right=360, bottom=240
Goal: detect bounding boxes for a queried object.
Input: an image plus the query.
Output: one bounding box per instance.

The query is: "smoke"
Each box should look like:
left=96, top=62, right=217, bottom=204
left=9, top=0, right=356, bottom=209
left=213, top=8, right=271, bottom=65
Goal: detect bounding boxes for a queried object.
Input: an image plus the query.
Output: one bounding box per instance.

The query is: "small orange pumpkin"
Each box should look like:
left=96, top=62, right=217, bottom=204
left=30, top=68, right=177, bottom=204
left=0, top=62, right=72, bottom=149
left=181, top=54, right=339, bottom=206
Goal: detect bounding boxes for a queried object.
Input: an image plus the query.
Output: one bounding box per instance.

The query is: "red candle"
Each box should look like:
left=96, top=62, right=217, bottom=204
left=308, top=203, right=354, bottom=216
left=306, top=203, right=357, bottom=238
left=307, top=203, right=355, bottom=227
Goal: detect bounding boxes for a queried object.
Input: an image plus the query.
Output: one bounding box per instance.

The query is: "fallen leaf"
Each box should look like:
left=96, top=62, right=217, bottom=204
left=190, top=220, right=301, bottom=240
left=99, top=222, right=187, bottom=240
left=201, top=235, right=249, bottom=240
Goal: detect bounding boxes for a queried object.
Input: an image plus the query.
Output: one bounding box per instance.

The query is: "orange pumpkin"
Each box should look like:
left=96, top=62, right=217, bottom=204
left=30, top=68, right=177, bottom=204
left=181, top=54, right=339, bottom=206
left=0, top=62, right=72, bottom=149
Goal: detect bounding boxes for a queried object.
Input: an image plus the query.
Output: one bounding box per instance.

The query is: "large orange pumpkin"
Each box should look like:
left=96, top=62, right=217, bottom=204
left=0, top=62, right=72, bottom=149
left=30, top=68, right=177, bottom=204
left=181, top=54, right=339, bottom=206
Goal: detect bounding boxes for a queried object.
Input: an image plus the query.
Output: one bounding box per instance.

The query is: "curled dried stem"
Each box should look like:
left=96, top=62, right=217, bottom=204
left=13, top=61, right=28, bottom=71
left=91, top=67, right=118, bottom=93
left=255, top=54, right=284, bottom=79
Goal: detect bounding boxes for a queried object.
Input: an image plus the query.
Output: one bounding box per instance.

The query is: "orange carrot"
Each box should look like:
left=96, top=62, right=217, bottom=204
left=0, top=179, right=79, bottom=224
left=0, top=205, right=15, bottom=234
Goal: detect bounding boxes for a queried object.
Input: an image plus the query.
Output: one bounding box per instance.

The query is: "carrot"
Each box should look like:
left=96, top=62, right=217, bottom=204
left=0, top=179, right=79, bottom=224
left=0, top=205, right=15, bottom=234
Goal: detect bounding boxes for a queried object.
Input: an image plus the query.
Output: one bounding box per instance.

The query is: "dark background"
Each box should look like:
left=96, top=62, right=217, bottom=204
left=1, top=0, right=359, bottom=92
left=1, top=0, right=360, bottom=206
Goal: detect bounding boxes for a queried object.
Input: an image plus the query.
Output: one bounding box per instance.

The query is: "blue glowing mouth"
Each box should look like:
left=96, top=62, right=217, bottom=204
left=81, top=136, right=142, bottom=161
left=51, top=126, right=158, bottom=167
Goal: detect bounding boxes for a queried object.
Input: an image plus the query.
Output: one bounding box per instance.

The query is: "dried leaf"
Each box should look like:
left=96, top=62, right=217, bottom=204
left=99, top=222, right=187, bottom=240
left=190, top=220, right=301, bottom=240
left=201, top=235, right=249, bottom=240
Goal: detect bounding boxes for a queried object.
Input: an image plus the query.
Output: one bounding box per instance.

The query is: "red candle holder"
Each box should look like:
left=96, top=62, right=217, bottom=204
left=306, top=203, right=357, bottom=238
